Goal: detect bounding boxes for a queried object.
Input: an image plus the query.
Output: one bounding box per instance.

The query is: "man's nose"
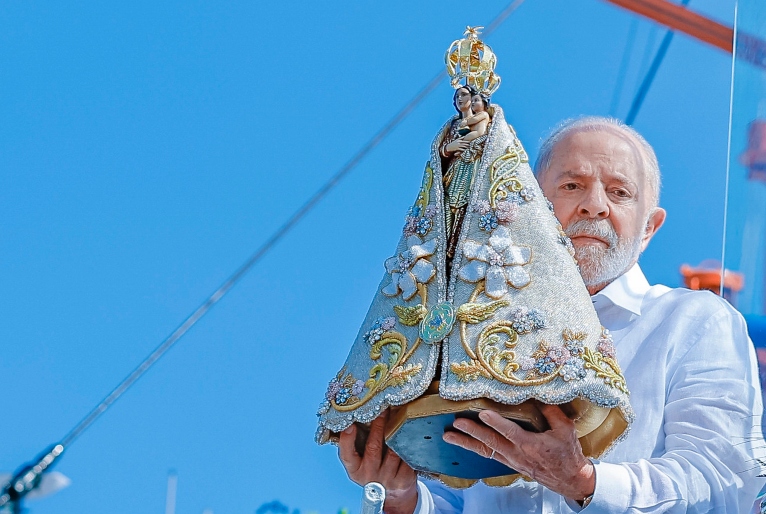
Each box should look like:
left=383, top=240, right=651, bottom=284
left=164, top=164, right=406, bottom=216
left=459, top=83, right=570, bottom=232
left=578, top=187, right=609, bottom=219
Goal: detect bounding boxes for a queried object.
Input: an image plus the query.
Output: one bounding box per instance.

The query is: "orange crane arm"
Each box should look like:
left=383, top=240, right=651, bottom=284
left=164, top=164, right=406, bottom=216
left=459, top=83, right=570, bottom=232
left=603, top=0, right=732, bottom=52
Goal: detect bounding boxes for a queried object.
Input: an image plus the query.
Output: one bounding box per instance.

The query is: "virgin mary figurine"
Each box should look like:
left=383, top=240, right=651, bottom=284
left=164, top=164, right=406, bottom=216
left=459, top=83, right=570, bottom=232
left=316, top=27, right=633, bottom=488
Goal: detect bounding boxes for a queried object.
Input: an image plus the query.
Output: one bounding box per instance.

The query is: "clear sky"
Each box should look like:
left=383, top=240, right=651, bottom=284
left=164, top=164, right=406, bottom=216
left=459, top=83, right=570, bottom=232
left=0, top=1, right=746, bottom=513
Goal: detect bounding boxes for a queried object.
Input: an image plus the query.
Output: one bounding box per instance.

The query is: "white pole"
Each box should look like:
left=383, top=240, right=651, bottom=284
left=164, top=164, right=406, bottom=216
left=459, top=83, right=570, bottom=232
left=165, top=470, right=178, bottom=514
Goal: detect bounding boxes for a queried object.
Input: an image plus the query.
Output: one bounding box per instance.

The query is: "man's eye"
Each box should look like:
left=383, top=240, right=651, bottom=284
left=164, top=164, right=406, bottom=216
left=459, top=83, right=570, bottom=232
left=613, top=189, right=630, bottom=198
left=562, top=183, right=578, bottom=191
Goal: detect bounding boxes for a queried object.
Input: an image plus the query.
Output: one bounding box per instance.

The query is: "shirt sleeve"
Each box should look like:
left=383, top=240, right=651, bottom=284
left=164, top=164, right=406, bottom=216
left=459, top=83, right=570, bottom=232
left=585, top=302, right=766, bottom=513
left=415, top=480, right=464, bottom=514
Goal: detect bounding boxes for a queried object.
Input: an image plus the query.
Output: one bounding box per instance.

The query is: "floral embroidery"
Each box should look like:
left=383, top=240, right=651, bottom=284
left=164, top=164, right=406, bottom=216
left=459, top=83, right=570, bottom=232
left=417, top=217, right=433, bottom=235
left=557, top=330, right=588, bottom=381
left=471, top=199, right=518, bottom=230
left=597, top=328, right=617, bottom=359
left=565, top=338, right=585, bottom=356
left=559, top=359, right=587, bottom=381
left=382, top=236, right=437, bottom=300
left=495, top=201, right=519, bottom=223
left=509, top=306, right=547, bottom=334
left=472, top=200, right=491, bottom=214
left=458, top=226, right=532, bottom=299
left=351, top=379, right=366, bottom=396
left=329, top=330, right=424, bottom=413
left=547, top=345, right=571, bottom=364
left=403, top=204, right=438, bottom=237
left=478, top=212, right=499, bottom=231
left=335, top=387, right=351, bottom=404
left=521, top=331, right=589, bottom=383
left=363, top=316, right=397, bottom=345
left=325, top=369, right=367, bottom=406
left=534, top=357, right=556, bottom=375
left=519, top=187, right=536, bottom=202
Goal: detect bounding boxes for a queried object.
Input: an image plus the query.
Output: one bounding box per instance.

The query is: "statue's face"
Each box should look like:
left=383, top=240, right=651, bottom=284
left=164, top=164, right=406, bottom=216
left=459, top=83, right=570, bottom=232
left=538, top=129, right=665, bottom=289
left=470, top=95, right=485, bottom=113
left=455, top=88, right=472, bottom=112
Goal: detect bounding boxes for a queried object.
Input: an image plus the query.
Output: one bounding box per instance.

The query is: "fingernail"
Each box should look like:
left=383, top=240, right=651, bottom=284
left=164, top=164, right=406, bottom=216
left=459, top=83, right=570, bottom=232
left=479, top=411, right=491, bottom=422
left=344, top=425, right=354, bottom=434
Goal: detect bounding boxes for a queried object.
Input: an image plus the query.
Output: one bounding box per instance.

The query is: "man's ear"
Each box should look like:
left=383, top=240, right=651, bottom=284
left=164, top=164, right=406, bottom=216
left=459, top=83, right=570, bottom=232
left=640, top=207, right=666, bottom=252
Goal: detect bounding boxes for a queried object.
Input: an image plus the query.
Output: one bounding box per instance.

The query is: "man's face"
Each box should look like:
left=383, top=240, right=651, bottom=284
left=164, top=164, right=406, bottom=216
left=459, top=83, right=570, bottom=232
left=537, top=129, right=665, bottom=290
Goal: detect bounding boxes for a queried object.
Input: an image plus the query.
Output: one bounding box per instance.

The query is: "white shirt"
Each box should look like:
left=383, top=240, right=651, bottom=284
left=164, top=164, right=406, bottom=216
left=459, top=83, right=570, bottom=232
left=414, top=264, right=766, bottom=513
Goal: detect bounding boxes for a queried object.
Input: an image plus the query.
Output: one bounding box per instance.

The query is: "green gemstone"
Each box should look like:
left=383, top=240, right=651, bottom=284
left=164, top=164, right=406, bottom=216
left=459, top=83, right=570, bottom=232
left=419, top=302, right=456, bottom=343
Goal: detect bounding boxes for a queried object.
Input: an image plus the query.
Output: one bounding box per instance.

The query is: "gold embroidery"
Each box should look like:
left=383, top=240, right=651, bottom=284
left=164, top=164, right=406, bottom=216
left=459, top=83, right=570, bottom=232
left=370, top=332, right=405, bottom=364
left=453, top=285, right=584, bottom=386
left=562, top=329, right=587, bottom=344
left=332, top=331, right=423, bottom=412
left=394, top=304, right=428, bottom=326
left=332, top=286, right=430, bottom=412
left=415, top=162, right=433, bottom=213
left=477, top=321, right=521, bottom=378
left=456, top=300, right=510, bottom=324
left=583, top=347, right=629, bottom=394
left=450, top=359, right=492, bottom=381
left=388, top=363, right=424, bottom=387
left=488, top=137, right=529, bottom=208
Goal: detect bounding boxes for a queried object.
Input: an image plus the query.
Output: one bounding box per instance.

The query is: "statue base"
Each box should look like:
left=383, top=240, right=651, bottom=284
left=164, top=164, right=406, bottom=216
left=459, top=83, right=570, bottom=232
left=337, top=381, right=628, bottom=488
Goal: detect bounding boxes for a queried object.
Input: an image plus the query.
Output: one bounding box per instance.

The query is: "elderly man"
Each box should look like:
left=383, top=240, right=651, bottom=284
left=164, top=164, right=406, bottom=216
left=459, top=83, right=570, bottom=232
left=338, top=116, right=765, bottom=513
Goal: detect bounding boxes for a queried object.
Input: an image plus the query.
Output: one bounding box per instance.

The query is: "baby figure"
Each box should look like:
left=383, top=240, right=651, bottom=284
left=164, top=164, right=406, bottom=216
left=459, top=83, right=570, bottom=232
left=457, top=94, right=491, bottom=141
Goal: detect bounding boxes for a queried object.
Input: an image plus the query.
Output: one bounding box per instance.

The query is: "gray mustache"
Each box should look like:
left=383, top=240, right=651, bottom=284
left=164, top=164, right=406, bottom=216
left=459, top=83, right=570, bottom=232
left=564, top=219, right=619, bottom=247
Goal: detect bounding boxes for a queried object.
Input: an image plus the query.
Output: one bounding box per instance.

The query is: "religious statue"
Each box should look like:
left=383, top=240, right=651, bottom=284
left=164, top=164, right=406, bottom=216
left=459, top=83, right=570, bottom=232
left=316, top=27, right=633, bottom=488
left=442, top=86, right=492, bottom=271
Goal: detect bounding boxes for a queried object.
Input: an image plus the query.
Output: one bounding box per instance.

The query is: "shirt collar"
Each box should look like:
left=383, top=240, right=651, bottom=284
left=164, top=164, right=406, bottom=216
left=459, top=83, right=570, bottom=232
left=591, top=263, right=651, bottom=316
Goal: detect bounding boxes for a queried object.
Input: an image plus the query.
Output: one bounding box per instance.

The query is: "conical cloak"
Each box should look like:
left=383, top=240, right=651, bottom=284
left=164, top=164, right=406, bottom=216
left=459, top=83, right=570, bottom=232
left=316, top=105, right=633, bottom=458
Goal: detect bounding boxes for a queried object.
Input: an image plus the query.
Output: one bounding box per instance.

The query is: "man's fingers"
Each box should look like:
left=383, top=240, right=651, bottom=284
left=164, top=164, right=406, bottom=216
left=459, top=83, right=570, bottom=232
left=364, top=410, right=389, bottom=463
left=396, top=456, right=416, bottom=480
left=539, top=404, right=574, bottom=432
left=443, top=428, right=494, bottom=459
left=338, top=425, right=362, bottom=474
left=451, top=417, right=508, bottom=455
left=478, top=410, right=526, bottom=443
left=379, top=446, right=402, bottom=478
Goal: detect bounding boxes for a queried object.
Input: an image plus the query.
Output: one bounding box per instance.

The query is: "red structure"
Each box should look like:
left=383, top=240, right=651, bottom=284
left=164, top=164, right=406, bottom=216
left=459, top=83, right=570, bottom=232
left=680, top=263, right=744, bottom=305
left=604, top=0, right=766, bottom=70
left=604, top=0, right=732, bottom=52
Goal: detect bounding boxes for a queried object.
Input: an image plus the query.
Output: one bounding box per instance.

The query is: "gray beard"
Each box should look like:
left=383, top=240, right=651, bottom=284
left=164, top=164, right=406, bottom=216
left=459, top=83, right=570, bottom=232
left=564, top=219, right=642, bottom=288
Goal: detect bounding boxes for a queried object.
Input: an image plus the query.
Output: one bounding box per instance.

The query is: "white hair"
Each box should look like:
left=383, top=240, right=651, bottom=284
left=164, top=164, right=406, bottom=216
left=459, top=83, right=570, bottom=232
left=533, top=116, right=661, bottom=209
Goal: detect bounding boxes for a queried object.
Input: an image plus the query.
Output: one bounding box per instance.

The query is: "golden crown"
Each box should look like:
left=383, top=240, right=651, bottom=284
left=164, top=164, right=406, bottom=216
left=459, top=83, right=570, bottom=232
left=445, top=26, right=501, bottom=96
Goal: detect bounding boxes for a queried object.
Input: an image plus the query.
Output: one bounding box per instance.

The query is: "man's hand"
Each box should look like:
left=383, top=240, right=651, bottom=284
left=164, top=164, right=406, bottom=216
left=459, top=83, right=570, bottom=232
left=338, top=410, right=419, bottom=514
left=443, top=404, right=595, bottom=503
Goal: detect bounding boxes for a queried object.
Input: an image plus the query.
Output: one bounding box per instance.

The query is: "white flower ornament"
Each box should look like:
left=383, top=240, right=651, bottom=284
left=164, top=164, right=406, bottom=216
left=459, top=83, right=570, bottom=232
left=458, top=225, right=531, bottom=299
left=382, top=236, right=437, bottom=300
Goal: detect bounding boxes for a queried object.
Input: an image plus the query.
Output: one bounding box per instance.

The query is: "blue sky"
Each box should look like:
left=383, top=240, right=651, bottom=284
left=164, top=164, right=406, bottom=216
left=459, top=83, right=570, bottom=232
left=0, top=1, right=750, bottom=513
